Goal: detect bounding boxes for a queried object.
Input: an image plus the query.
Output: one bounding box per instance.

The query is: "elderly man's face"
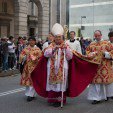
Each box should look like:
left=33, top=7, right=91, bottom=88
left=94, top=31, right=102, bottom=41
left=54, top=35, right=63, bottom=45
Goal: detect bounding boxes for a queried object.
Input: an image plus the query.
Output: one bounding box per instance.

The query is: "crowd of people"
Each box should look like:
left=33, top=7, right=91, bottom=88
left=1, top=23, right=113, bottom=108
left=0, top=31, right=91, bottom=72
left=0, top=36, right=27, bottom=72
left=0, top=35, right=50, bottom=71
left=0, top=36, right=17, bottom=71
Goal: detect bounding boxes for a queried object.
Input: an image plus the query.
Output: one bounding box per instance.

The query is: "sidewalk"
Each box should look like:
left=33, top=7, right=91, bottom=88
left=0, top=69, right=20, bottom=77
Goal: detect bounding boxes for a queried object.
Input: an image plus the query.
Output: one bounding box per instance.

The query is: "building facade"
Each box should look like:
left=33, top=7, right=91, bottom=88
left=69, top=0, right=113, bottom=40
left=0, top=0, right=68, bottom=39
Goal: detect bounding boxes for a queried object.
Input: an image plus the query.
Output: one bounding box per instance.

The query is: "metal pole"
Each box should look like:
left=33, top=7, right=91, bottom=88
left=60, top=0, right=61, bottom=24
left=81, top=17, right=82, bottom=37
left=81, top=16, right=86, bottom=37
left=92, top=0, right=94, bottom=38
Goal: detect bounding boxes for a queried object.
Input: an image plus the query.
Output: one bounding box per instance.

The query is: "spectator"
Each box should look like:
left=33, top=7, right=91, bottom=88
left=36, top=38, right=43, bottom=50
left=8, top=36, right=16, bottom=70
left=0, top=38, right=2, bottom=71
left=80, top=37, right=86, bottom=55
left=108, top=31, right=113, bottom=43
left=1, top=37, right=8, bottom=71
left=16, top=36, right=26, bottom=69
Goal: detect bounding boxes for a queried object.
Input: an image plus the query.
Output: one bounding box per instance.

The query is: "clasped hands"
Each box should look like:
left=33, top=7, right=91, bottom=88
left=52, top=44, right=67, bottom=53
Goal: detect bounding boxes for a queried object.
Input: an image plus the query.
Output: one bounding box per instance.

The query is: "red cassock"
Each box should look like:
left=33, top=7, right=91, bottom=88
left=31, top=53, right=99, bottom=98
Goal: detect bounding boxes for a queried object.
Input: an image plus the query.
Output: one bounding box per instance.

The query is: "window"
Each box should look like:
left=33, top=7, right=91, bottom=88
left=2, top=1, right=7, bottom=13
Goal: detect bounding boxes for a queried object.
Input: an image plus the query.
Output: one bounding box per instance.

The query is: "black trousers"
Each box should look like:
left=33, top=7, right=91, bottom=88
left=8, top=53, right=15, bottom=69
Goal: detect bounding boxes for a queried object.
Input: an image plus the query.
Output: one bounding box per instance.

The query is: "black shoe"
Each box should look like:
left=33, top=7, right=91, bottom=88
left=53, top=102, right=61, bottom=107
left=110, top=97, right=113, bottom=99
left=27, top=96, right=35, bottom=102
left=92, top=100, right=100, bottom=104
left=48, top=103, right=54, bottom=106
left=105, top=97, right=109, bottom=101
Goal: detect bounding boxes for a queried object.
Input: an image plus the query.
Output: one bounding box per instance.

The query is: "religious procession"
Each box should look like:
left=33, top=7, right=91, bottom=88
left=1, top=0, right=113, bottom=113
left=19, top=23, right=113, bottom=108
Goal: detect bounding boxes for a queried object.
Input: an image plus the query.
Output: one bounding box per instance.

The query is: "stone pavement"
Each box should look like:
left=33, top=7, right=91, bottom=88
left=1, top=75, right=113, bottom=113
left=0, top=69, right=20, bottom=77
left=1, top=74, right=113, bottom=113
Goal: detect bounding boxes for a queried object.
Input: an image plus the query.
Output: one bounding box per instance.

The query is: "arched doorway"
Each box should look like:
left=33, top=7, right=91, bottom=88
left=28, top=0, right=49, bottom=39
left=28, top=0, right=42, bottom=37
left=12, top=0, right=49, bottom=39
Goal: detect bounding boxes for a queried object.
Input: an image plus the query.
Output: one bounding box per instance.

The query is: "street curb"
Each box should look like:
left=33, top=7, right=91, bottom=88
left=0, top=69, right=20, bottom=77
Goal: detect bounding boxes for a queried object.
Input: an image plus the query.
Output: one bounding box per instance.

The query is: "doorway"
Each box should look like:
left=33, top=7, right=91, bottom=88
left=29, top=28, right=35, bottom=36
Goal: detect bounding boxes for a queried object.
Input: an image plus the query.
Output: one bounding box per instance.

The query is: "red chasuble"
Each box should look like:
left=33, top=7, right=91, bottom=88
left=31, top=52, right=101, bottom=98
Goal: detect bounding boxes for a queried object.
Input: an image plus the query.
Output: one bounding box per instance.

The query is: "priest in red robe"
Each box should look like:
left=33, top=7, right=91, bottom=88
left=31, top=23, right=102, bottom=107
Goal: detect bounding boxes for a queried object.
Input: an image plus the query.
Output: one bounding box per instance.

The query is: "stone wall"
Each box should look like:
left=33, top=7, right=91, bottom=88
left=14, top=0, right=28, bottom=37
left=0, top=0, right=67, bottom=39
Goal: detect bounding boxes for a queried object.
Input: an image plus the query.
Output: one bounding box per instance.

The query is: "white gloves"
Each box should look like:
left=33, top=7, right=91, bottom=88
left=89, top=52, right=97, bottom=56
left=104, top=52, right=111, bottom=59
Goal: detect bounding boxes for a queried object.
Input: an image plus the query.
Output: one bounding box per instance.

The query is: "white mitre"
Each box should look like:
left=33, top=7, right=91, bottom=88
left=51, top=23, right=64, bottom=36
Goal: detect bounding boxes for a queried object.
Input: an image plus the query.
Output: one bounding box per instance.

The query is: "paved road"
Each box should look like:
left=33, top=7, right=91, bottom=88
left=0, top=75, right=113, bottom=113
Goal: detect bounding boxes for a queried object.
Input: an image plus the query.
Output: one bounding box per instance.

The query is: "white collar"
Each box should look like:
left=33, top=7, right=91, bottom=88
left=29, top=45, right=37, bottom=48
left=95, top=38, right=103, bottom=42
